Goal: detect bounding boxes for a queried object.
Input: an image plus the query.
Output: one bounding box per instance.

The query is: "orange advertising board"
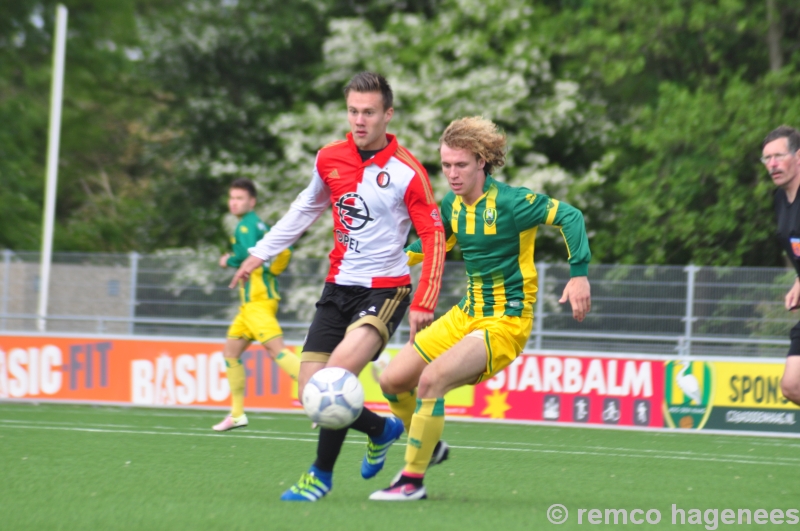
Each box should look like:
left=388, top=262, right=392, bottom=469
left=0, top=335, right=297, bottom=409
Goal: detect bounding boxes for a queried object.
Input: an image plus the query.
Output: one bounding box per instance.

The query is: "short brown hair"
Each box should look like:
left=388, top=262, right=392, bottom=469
left=763, top=125, right=800, bottom=153
left=343, top=72, right=393, bottom=111
left=440, top=117, right=507, bottom=175
left=230, top=178, right=256, bottom=198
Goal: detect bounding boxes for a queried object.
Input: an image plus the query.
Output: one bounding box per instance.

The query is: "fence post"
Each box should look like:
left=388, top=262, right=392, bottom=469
left=534, top=262, right=548, bottom=351
left=1, top=249, right=12, bottom=331
left=128, top=251, right=139, bottom=335
left=682, top=264, right=700, bottom=356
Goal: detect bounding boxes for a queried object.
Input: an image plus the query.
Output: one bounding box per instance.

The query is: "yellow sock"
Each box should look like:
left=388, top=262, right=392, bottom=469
left=384, top=389, right=416, bottom=433
left=404, top=397, right=445, bottom=475
left=274, top=348, right=300, bottom=381
left=225, top=357, right=246, bottom=418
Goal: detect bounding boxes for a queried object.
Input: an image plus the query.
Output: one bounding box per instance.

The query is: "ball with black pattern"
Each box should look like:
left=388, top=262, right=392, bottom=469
left=302, top=367, right=364, bottom=429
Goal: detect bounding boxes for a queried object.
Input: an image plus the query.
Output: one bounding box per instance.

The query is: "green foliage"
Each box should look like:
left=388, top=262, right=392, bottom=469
left=6, top=0, right=800, bottom=270
left=542, top=0, right=800, bottom=266
left=543, top=0, right=799, bottom=109
left=135, top=0, right=446, bottom=254
left=0, top=1, right=56, bottom=250
left=0, top=0, right=163, bottom=252
left=597, top=73, right=800, bottom=265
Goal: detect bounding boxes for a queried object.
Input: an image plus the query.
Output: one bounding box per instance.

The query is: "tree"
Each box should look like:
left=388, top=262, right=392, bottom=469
left=8, top=0, right=800, bottom=270
left=259, top=0, right=612, bottom=260
left=540, top=0, right=800, bottom=265
left=0, top=0, right=166, bottom=252
left=136, top=0, right=445, bottom=252
left=603, top=73, right=800, bottom=265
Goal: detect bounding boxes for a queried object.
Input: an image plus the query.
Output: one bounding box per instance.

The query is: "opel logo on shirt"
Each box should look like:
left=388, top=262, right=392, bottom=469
left=335, top=192, right=374, bottom=231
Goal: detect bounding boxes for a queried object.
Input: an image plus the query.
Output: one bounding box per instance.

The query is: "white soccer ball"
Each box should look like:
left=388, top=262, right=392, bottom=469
left=302, top=367, right=364, bottom=429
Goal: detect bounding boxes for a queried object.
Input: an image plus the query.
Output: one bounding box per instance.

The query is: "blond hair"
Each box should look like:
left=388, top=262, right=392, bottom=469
left=439, top=116, right=506, bottom=174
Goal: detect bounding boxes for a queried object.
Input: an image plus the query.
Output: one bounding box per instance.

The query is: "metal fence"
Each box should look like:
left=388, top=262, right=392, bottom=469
left=0, top=249, right=796, bottom=357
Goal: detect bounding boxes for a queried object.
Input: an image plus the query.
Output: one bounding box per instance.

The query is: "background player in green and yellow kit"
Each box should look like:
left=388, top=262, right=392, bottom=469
left=213, top=178, right=301, bottom=431
left=370, top=117, right=592, bottom=500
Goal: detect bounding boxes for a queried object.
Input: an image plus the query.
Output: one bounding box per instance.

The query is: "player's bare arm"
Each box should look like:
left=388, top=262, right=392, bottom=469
left=408, top=309, right=434, bottom=344
left=219, top=253, right=230, bottom=268
left=785, top=277, right=800, bottom=310
left=559, top=275, right=591, bottom=322
left=229, top=255, right=265, bottom=288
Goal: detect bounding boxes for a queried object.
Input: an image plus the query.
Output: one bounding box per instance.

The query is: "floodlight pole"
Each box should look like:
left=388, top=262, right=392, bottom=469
left=37, top=4, right=68, bottom=332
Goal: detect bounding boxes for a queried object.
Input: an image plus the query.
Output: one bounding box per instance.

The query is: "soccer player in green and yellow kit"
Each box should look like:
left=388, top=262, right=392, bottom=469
left=213, top=178, right=301, bottom=431
left=369, top=117, right=592, bottom=500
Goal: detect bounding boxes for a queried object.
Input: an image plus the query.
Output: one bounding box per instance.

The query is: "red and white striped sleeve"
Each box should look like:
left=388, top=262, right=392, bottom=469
left=397, top=147, right=445, bottom=313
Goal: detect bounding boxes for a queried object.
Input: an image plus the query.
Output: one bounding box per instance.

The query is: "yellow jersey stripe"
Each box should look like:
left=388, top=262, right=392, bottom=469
left=484, top=185, right=498, bottom=235
left=560, top=227, right=573, bottom=260
left=451, top=197, right=462, bottom=234
left=485, top=330, right=493, bottom=376
left=465, top=203, right=476, bottom=235
left=518, top=226, right=538, bottom=312
left=472, top=272, right=485, bottom=318
left=464, top=274, right=474, bottom=314
left=491, top=269, right=505, bottom=316
left=545, top=199, right=560, bottom=225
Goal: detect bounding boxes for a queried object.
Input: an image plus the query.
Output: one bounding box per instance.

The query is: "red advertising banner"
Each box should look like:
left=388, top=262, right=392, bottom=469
left=461, top=354, right=665, bottom=427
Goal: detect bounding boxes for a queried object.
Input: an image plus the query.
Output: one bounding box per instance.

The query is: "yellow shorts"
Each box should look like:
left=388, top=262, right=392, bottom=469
left=413, top=306, right=533, bottom=383
left=227, top=299, right=283, bottom=344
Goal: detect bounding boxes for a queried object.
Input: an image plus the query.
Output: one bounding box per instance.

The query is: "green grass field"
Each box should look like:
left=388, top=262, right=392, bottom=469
left=1, top=403, right=798, bottom=531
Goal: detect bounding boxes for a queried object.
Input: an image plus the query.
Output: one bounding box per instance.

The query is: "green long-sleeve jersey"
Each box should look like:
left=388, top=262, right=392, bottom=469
left=406, top=175, right=590, bottom=318
left=227, top=211, right=291, bottom=304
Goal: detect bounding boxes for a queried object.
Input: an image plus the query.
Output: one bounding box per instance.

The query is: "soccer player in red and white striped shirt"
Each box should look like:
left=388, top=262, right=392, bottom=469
left=230, top=72, right=446, bottom=501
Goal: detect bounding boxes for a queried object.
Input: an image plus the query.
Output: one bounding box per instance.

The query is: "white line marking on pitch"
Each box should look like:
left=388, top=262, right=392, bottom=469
left=442, top=437, right=800, bottom=463
left=0, top=406, right=281, bottom=420
left=4, top=417, right=798, bottom=460
left=0, top=423, right=322, bottom=444
left=1, top=422, right=796, bottom=467
left=713, top=438, right=800, bottom=449
left=0, top=419, right=334, bottom=438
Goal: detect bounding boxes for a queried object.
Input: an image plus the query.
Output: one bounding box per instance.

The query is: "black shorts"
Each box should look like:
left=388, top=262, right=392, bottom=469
left=789, top=322, right=800, bottom=356
left=301, top=282, right=411, bottom=363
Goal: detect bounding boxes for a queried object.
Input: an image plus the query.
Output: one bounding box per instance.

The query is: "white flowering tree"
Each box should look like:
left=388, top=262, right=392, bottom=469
left=260, top=0, right=613, bottom=260
left=136, top=0, right=614, bottom=320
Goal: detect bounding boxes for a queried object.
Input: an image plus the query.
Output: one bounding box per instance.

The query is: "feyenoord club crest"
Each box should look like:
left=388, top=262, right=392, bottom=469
left=483, top=208, right=497, bottom=227
left=376, top=171, right=391, bottom=188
